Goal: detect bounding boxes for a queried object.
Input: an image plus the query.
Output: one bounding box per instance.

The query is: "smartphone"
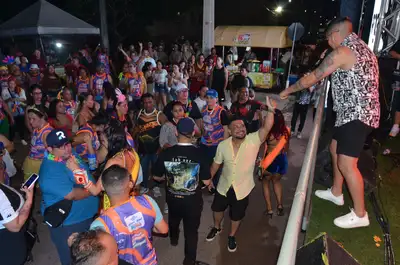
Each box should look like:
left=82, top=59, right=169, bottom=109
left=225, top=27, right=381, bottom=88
left=22, top=174, right=39, bottom=189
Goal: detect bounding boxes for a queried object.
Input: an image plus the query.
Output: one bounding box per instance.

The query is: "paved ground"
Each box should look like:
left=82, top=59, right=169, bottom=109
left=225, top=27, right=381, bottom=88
left=10, top=93, right=311, bottom=265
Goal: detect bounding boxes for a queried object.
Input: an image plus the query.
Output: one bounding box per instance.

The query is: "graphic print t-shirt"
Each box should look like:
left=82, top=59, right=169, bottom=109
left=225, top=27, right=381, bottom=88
left=153, top=144, right=210, bottom=196
left=230, top=100, right=262, bottom=123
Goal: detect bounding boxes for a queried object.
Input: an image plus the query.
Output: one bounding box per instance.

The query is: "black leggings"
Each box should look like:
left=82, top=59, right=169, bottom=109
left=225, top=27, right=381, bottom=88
left=291, top=103, right=309, bottom=133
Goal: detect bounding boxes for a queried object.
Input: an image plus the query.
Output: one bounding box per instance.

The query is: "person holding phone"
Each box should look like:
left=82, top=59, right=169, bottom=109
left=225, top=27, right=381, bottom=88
left=0, top=181, right=34, bottom=265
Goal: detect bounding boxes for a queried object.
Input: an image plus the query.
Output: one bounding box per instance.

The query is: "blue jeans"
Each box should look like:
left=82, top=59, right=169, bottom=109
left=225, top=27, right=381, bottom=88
left=49, top=218, right=93, bottom=265
left=154, top=83, right=168, bottom=94
left=200, top=144, right=220, bottom=186
left=140, top=153, right=158, bottom=188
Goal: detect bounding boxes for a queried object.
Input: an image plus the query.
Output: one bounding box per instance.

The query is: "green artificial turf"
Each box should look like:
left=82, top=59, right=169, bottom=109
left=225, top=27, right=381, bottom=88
left=306, top=137, right=400, bottom=265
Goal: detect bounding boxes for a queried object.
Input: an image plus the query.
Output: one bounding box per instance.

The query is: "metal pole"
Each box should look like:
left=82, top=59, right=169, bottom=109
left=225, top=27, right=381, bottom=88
left=99, top=0, right=109, bottom=51
left=277, top=48, right=280, bottom=69
left=373, top=0, right=388, bottom=53
left=270, top=48, right=273, bottom=73
left=301, top=144, right=317, bottom=232
left=202, top=0, right=215, bottom=55
left=39, top=37, right=46, bottom=61
left=276, top=79, right=328, bottom=265
left=286, top=23, right=298, bottom=88
left=222, top=46, right=225, bottom=62
left=357, top=0, right=367, bottom=35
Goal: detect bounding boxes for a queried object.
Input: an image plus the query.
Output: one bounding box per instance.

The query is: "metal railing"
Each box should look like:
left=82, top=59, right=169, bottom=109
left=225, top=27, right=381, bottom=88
left=276, top=78, right=328, bottom=265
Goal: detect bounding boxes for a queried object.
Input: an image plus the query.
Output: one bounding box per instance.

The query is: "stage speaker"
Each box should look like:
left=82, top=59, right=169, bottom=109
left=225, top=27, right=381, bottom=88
left=296, top=233, right=360, bottom=265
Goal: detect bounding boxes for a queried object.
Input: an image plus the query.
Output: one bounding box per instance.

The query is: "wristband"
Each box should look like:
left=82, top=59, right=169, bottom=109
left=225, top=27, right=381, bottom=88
left=84, top=180, right=93, bottom=190
left=73, top=169, right=89, bottom=185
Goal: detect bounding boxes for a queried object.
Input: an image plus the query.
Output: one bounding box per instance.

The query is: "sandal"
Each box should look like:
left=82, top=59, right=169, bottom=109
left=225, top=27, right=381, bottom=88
left=277, top=205, right=284, bottom=216
left=265, top=209, right=273, bottom=219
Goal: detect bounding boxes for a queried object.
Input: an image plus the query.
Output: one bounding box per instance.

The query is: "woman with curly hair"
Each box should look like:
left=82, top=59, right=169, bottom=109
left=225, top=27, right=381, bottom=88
left=259, top=109, right=290, bottom=218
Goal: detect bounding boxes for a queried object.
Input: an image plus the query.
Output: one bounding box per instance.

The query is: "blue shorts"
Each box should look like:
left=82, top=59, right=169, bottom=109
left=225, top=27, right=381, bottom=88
left=154, top=83, right=168, bottom=94
left=266, top=153, right=288, bottom=175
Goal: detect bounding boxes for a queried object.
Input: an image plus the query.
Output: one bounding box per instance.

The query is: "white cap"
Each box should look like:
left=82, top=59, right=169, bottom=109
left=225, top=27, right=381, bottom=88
left=30, top=64, right=39, bottom=70
left=175, top=83, right=188, bottom=92
left=246, top=47, right=251, bottom=51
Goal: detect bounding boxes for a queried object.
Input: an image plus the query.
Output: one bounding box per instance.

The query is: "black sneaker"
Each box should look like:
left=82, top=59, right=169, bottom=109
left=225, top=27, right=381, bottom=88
left=227, top=236, right=237, bottom=252
left=206, top=227, right=221, bottom=242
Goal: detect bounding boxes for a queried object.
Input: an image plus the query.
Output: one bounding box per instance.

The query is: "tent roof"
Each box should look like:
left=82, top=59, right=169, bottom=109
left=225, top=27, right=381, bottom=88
left=0, top=0, right=100, bottom=37
left=215, top=26, right=292, bottom=48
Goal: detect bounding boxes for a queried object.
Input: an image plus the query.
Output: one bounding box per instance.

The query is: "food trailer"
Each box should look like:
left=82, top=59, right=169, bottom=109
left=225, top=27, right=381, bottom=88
left=214, top=26, right=292, bottom=89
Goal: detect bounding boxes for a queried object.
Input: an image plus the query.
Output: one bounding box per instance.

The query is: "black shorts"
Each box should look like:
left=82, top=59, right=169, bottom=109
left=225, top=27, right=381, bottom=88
left=332, top=120, right=373, bottom=158
left=211, top=188, right=249, bottom=221
left=393, top=90, right=400, bottom=112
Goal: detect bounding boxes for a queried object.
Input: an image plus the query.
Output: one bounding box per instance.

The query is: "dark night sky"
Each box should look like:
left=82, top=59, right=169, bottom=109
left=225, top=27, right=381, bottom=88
left=0, top=0, right=340, bottom=43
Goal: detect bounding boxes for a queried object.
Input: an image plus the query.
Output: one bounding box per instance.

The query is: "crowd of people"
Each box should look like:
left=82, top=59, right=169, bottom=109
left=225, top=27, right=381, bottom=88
left=0, top=16, right=385, bottom=265
left=0, top=37, right=286, bottom=265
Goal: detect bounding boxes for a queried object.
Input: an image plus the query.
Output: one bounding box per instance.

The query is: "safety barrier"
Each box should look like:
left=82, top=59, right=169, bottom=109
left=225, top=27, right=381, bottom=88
left=276, top=78, right=328, bottom=265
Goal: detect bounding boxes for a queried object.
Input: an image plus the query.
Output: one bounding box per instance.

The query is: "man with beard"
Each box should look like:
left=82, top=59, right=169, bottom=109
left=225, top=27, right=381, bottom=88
left=230, top=86, right=268, bottom=133
left=206, top=96, right=275, bottom=253
left=39, top=129, right=99, bottom=265
left=279, top=17, right=380, bottom=229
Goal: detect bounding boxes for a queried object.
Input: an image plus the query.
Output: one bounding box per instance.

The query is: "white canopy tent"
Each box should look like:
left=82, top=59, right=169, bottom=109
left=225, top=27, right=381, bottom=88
left=0, top=0, right=100, bottom=37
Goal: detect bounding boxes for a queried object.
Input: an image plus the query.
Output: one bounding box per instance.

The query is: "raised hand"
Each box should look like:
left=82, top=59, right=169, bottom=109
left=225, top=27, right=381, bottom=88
left=266, top=96, right=277, bottom=112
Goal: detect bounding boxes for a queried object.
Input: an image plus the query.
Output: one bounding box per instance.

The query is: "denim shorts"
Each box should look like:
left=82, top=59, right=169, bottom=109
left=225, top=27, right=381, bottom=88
left=154, top=83, right=168, bottom=94
left=267, top=153, right=288, bottom=175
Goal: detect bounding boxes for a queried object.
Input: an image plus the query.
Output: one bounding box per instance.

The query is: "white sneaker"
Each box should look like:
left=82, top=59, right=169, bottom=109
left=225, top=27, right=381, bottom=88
left=21, top=140, right=28, bottom=146
left=291, top=131, right=297, bottom=137
left=334, top=209, right=370, bottom=229
left=389, top=125, right=399, bottom=137
left=297, top=133, right=303, bottom=139
left=140, top=187, right=149, bottom=194
left=153, top=187, right=162, bottom=198
left=315, top=188, right=344, bottom=206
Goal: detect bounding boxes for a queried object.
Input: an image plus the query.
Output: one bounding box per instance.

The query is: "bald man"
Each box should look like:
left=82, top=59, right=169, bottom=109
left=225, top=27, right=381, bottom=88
left=69, top=229, right=131, bottom=265
left=280, top=17, right=380, bottom=229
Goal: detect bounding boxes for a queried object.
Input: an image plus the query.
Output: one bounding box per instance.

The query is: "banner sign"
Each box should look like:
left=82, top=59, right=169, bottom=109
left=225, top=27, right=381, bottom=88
left=233, top=34, right=251, bottom=46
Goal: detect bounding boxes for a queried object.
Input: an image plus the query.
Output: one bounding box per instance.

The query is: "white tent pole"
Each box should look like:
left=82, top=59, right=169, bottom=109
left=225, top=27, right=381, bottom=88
left=202, top=0, right=215, bottom=55
left=286, top=23, right=298, bottom=88
left=99, top=0, right=110, bottom=51
left=39, top=36, right=46, bottom=61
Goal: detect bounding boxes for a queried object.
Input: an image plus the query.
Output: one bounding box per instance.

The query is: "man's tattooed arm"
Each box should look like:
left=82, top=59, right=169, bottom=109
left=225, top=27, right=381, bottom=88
left=292, top=79, right=305, bottom=93
left=287, top=48, right=344, bottom=94
left=314, top=49, right=338, bottom=79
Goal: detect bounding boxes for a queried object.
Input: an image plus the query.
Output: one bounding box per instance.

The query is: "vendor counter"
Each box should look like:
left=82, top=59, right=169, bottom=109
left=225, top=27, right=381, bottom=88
left=248, top=72, right=277, bottom=89
left=228, top=70, right=279, bottom=89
